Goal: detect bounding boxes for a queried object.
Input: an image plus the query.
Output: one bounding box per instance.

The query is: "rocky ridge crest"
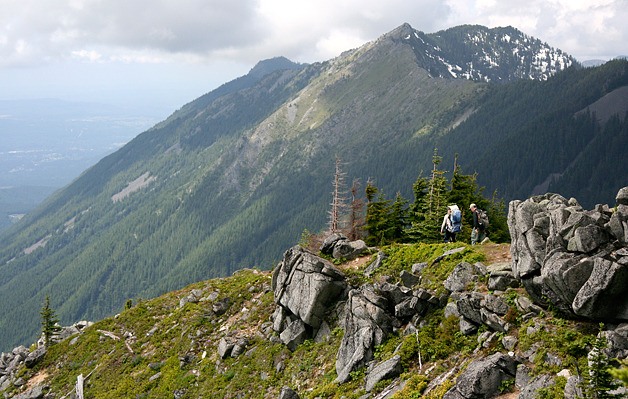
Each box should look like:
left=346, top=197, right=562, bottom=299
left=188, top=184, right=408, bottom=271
left=3, top=188, right=628, bottom=398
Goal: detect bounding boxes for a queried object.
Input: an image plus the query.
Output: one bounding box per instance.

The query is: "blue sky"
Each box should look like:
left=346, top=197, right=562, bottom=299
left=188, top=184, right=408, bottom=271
left=1, top=0, right=626, bottom=119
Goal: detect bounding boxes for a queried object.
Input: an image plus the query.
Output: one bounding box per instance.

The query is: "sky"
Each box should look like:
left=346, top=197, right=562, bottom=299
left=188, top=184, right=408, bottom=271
left=1, top=0, right=626, bottom=118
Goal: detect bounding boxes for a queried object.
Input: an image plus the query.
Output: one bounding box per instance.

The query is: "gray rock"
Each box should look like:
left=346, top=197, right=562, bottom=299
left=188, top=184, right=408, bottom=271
left=395, top=296, right=427, bottom=319
left=488, top=274, right=519, bottom=291
left=514, top=295, right=543, bottom=315
left=336, top=286, right=394, bottom=383
left=279, top=386, right=300, bottom=399
left=273, top=246, right=347, bottom=329
left=602, top=323, right=628, bottom=358
left=572, top=258, right=628, bottom=319
left=443, top=352, right=517, bottom=399
left=481, top=294, right=509, bottom=315
left=508, top=186, right=628, bottom=321
left=217, top=337, right=235, bottom=359
left=231, top=338, right=249, bottom=357
left=444, top=262, right=483, bottom=292
left=399, top=270, right=419, bottom=288
left=314, top=321, right=332, bottom=343
left=518, top=374, right=554, bottom=399
left=432, top=247, right=466, bottom=264
left=320, top=233, right=346, bottom=255
left=502, top=335, right=518, bottom=351
left=608, top=205, right=628, bottom=245
left=456, top=292, right=484, bottom=325
left=332, top=239, right=368, bottom=260
left=480, top=308, right=509, bottom=333
left=378, top=282, right=412, bottom=306
left=567, top=225, right=608, bottom=253
left=10, top=384, right=48, bottom=399
left=411, top=262, right=428, bottom=275
left=617, top=187, right=628, bottom=206
left=459, top=318, right=478, bottom=335
left=212, top=297, right=231, bottom=315
left=564, top=375, right=584, bottom=399
left=24, top=346, right=46, bottom=368
left=280, top=319, right=308, bottom=352
left=365, top=251, right=388, bottom=276
left=444, top=302, right=460, bottom=319
left=365, top=355, right=402, bottom=392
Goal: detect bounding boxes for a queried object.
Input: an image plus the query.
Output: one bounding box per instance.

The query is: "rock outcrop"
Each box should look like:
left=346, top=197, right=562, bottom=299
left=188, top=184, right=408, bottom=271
left=1, top=321, right=92, bottom=397
left=443, top=352, right=517, bottom=399
left=271, top=246, right=348, bottom=348
left=335, top=285, right=395, bottom=383
left=508, top=187, right=628, bottom=320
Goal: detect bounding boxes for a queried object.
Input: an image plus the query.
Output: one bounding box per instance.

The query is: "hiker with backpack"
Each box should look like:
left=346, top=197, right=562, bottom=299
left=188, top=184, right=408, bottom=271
left=441, top=204, right=461, bottom=243
left=469, top=203, right=488, bottom=245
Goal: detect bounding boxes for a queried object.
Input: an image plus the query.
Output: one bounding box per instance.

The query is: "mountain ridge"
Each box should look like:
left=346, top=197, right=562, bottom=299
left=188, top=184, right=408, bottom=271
left=0, top=22, right=626, bottom=351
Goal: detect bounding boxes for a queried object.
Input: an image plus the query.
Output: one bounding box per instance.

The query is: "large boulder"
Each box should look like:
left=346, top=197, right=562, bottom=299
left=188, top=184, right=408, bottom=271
left=443, top=352, right=517, bottom=399
left=336, top=285, right=394, bottom=384
left=332, top=239, right=368, bottom=260
left=364, top=355, right=402, bottom=392
left=272, top=246, right=347, bottom=330
left=508, top=187, right=628, bottom=321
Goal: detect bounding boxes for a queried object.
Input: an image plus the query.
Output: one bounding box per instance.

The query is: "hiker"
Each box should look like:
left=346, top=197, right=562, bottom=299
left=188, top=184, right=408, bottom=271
left=440, top=204, right=461, bottom=243
left=469, top=203, right=486, bottom=245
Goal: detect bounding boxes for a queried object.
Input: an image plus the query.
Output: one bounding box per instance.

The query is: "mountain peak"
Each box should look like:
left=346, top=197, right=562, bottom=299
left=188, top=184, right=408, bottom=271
left=385, top=22, right=416, bottom=39
left=375, top=23, right=576, bottom=82
left=247, top=56, right=305, bottom=79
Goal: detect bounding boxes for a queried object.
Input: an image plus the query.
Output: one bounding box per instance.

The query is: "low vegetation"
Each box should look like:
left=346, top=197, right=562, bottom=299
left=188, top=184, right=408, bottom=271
left=5, top=241, right=624, bottom=398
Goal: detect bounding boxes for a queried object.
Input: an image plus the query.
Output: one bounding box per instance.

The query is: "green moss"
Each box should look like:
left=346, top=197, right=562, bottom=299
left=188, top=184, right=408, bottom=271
left=537, top=376, right=567, bottom=399
left=391, top=374, right=428, bottom=399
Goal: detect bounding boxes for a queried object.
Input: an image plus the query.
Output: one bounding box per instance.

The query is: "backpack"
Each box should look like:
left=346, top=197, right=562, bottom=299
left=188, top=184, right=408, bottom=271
left=477, top=209, right=489, bottom=229
left=450, top=209, right=462, bottom=233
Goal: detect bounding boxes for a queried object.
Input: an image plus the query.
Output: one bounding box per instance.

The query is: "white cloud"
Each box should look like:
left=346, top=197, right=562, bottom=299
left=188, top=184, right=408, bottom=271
left=443, top=0, right=626, bottom=59
left=1, top=0, right=624, bottom=69
left=0, top=0, right=624, bottom=109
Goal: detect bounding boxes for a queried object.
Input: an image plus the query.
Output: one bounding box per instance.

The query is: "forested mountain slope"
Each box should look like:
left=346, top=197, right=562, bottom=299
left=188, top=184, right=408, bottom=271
left=0, top=23, right=626, bottom=351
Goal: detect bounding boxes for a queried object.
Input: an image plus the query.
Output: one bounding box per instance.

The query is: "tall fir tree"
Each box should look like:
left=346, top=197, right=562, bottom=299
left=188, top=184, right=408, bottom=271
left=40, top=295, right=61, bottom=348
left=387, top=192, right=409, bottom=242
left=364, top=180, right=392, bottom=246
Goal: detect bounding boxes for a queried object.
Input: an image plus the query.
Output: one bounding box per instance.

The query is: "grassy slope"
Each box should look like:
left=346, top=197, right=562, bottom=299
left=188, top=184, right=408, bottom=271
left=4, top=242, right=612, bottom=399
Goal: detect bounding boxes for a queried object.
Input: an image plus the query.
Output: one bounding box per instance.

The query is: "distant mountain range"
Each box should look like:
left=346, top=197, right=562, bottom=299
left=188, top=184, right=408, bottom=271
left=0, top=23, right=626, bottom=350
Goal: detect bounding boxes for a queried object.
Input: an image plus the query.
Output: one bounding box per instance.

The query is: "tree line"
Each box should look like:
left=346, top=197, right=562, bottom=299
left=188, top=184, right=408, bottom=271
left=327, top=151, right=510, bottom=246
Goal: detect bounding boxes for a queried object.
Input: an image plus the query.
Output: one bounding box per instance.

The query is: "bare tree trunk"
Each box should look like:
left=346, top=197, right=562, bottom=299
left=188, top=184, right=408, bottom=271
left=328, top=157, right=347, bottom=233
left=76, top=374, right=84, bottom=399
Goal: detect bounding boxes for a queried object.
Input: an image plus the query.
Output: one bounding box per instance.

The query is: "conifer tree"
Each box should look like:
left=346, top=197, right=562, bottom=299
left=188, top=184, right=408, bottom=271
left=428, top=149, right=448, bottom=217
left=387, top=192, right=409, bottom=242
left=406, top=175, right=431, bottom=241
left=40, top=295, right=61, bottom=348
left=364, top=180, right=392, bottom=246
left=583, top=325, right=621, bottom=399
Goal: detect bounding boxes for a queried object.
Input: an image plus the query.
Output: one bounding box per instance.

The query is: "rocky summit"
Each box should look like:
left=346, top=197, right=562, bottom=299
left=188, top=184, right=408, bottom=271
left=509, top=187, right=628, bottom=320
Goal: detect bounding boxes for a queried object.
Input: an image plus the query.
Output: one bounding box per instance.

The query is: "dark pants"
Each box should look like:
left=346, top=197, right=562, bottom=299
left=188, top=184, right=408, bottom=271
left=444, top=230, right=457, bottom=243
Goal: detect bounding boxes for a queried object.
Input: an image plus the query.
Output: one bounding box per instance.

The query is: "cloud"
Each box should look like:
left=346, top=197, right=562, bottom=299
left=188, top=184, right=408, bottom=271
left=443, top=0, right=627, bottom=59
left=0, top=0, right=458, bottom=67
left=0, top=0, right=625, bottom=72
left=0, top=0, right=267, bottom=67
